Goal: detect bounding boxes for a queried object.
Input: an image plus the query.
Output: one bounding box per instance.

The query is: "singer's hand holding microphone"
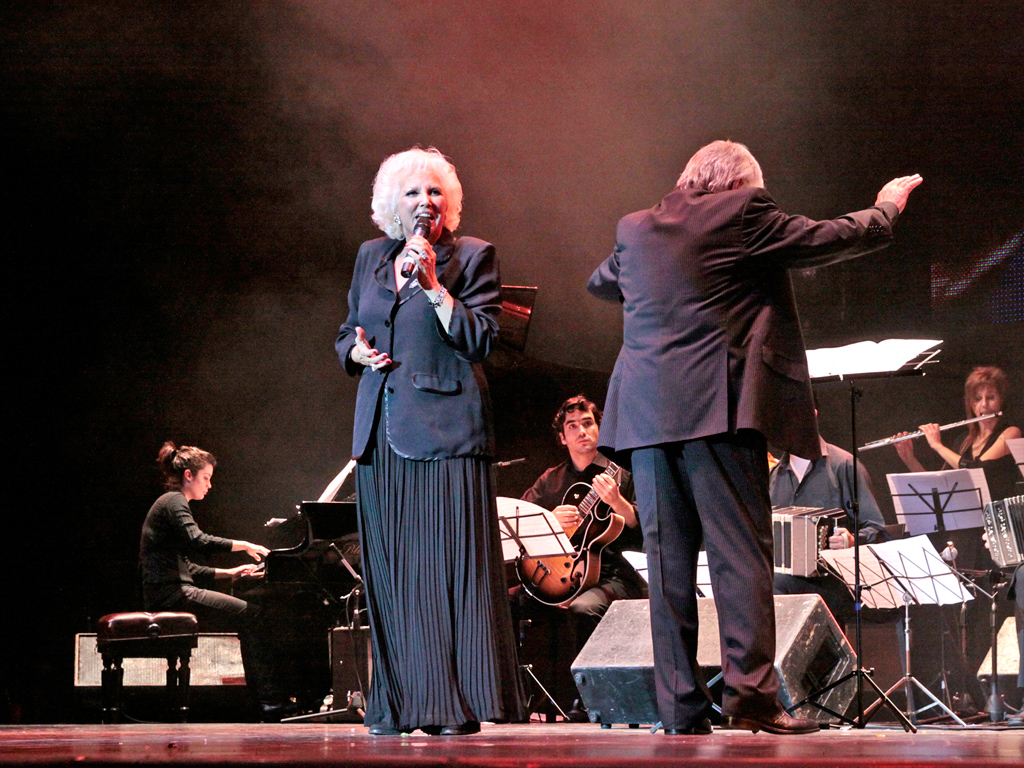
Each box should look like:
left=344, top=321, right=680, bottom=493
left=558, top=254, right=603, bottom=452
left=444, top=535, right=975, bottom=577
left=400, top=212, right=439, bottom=289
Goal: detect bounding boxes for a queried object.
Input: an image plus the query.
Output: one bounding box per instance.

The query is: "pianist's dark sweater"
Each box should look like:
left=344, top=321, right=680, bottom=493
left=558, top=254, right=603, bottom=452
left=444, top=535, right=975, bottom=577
left=139, top=491, right=233, bottom=594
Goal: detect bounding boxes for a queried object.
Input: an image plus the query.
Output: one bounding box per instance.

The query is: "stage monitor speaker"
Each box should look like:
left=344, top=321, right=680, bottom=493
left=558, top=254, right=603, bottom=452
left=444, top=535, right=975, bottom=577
left=75, top=633, right=244, bottom=687
left=571, top=596, right=857, bottom=726
left=330, top=627, right=371, bottom=722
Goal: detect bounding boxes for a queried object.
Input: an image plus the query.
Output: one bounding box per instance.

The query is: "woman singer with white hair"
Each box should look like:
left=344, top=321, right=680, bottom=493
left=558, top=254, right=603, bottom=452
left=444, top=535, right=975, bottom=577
left=335, top=147, right=524, bottom=736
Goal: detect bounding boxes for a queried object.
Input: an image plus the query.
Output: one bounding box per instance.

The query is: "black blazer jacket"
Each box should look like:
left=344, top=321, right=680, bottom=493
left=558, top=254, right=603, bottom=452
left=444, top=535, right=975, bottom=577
left=335, top=230, right=501, bottom=461
left=588, top=186, right=900, bottom=461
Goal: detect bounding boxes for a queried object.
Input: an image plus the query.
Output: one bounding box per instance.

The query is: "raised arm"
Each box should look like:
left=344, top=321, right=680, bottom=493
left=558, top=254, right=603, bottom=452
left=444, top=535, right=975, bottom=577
left=741, top=175, right=922, bottom=270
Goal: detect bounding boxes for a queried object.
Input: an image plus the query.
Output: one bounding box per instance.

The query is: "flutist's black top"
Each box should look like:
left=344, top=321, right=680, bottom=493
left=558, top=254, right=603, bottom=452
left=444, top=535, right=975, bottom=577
left=958, top=416, right=1022, bottom=501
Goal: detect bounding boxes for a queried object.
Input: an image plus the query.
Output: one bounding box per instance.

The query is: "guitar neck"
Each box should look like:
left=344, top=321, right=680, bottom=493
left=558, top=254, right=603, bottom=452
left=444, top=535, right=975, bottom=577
left=578, top=462, right=619, bottom=515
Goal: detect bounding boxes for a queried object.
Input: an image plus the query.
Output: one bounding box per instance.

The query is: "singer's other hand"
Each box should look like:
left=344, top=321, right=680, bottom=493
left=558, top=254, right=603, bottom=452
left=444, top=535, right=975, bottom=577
left=351, top=326, right=392, bottom=371
left=875, top=174, right=923, bottom=213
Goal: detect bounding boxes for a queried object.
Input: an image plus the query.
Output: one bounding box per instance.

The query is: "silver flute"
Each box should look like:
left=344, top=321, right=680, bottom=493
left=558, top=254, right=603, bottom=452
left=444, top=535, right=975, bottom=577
left=860, top=411, right=1002, bottom=451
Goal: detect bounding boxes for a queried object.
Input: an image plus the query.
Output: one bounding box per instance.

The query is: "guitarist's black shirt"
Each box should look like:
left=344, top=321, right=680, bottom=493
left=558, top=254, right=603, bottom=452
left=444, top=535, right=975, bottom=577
left=522, top=460, right=646, bottom=593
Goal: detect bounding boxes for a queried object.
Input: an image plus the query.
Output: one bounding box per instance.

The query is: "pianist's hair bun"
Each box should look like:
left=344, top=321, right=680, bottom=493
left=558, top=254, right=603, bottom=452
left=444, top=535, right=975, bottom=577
left=157, top=441, right=217, bottom=490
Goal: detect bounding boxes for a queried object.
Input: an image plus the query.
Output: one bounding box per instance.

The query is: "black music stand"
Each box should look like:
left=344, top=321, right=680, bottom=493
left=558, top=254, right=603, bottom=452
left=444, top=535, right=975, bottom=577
left=887, top=469, right=989, bottom=538
left=861, top=537, right=973, bottom=726
left=807, top=337, right=940, bottom=731
left=886, top=470, right=991, bottom=718
left=496, top=497, right=575, bottom=720
left=1008, top=438, right=1024, bottom=481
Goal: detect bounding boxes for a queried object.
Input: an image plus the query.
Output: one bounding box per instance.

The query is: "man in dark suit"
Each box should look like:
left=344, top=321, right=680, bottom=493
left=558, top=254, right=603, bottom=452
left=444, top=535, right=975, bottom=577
left=587, top=140, right=921, bottom=735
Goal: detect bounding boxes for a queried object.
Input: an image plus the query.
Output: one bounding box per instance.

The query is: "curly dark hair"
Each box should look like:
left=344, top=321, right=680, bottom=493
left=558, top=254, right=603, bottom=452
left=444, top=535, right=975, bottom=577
left=551, top=395, right=602, bottom=441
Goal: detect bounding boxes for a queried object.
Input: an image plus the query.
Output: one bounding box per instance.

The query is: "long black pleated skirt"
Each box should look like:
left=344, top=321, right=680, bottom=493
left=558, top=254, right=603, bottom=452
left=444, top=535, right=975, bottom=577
left=355, top=417, right=525, bottom=731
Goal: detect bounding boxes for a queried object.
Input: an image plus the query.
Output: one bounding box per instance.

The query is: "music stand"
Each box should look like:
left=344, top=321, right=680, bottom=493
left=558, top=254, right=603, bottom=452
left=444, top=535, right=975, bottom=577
left=858, top=536, right=973, bottom=726
left=886, top=469, right=990, bottom=536
left=496, top=497, right=575, bottom=719
left=496, top=497, right=574, bottom=563
left=793, top=543, right=911, bottom=728
left=808, top=337, right=940, bottom=732
left=1008, top=437, right=1024, bottom=479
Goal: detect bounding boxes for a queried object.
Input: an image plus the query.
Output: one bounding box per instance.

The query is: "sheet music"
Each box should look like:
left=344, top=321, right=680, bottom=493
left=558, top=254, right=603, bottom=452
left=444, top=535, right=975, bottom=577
left=696, top=550, right=713, bottom=598
left=317, top=459, right=357, bottom=502
left=495, top=497, right=574, bottom=562
left=622, top=551, right=648, bottom=584
left=819, top=545, right=902, bottom=610
left=886, top=469, right=990, bottom=535
left=868, top=535, right=972, bottom=606
left=1008, top=437, right=1024, bottom=479
left=805, top=338, right=940, bottom=378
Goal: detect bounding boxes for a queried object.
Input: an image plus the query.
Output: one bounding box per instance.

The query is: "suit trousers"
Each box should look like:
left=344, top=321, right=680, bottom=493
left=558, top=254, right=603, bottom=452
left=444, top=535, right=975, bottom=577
left=630, top=429, right=781, bottom=729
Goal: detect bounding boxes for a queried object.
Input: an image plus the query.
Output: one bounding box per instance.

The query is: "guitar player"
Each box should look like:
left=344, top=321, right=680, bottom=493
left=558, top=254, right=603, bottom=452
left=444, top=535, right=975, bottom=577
left=515, top=395, right=647, bottom=720
left=521, top=396, right=647, bottom=631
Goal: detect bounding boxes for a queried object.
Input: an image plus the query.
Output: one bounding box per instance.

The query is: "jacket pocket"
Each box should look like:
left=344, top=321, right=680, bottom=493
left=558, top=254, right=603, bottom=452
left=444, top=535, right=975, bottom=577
left=761, top=345, right=808, bottom=381
left=411, top=373, right=462, bottom=395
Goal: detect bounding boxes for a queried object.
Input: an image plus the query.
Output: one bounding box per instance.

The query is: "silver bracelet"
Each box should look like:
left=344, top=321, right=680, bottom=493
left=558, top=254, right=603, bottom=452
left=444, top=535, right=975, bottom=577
left=427, top=285, right=448, bottom=308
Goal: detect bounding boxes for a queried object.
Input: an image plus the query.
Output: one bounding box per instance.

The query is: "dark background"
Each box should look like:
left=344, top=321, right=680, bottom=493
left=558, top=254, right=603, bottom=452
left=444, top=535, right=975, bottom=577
left=3, top=1, right=1021, bottom=721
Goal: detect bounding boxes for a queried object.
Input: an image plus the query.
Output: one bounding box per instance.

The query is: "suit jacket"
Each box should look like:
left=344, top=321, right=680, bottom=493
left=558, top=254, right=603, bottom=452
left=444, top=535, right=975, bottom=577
left=588, top=186, right=900, bottom=461
left=335, top=230, right=501, bottom=460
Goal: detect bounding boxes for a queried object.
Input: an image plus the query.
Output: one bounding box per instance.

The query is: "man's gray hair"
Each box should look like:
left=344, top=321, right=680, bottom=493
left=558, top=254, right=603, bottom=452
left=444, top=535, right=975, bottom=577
left=676, top=140, right=763, bottom=193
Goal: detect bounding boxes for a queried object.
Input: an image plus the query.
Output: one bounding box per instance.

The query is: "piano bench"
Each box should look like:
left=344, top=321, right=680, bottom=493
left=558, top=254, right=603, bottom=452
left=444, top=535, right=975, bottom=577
left=95, top=612, right=199, bottom=724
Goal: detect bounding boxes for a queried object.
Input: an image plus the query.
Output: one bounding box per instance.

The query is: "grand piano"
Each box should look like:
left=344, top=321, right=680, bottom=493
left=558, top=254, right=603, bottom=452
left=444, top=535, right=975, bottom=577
left=235, top=500, right=363, bottom=713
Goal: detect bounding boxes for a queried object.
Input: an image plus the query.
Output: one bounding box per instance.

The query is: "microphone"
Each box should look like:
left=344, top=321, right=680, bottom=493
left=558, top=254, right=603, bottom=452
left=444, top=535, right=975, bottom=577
left=400, top=212, right=434, bottom=278
left=941, top=541, right=958, bottom=564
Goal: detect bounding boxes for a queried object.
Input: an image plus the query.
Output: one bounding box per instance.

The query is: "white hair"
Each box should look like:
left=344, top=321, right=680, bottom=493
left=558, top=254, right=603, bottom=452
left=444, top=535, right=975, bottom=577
left=676, top=140, right=763, bottom=193
left=370, top=147, right=463, bottom=239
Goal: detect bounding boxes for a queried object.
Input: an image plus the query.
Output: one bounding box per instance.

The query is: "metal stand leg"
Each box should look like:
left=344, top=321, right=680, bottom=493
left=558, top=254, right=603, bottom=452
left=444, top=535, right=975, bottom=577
left=865, top=595, right=967, bottom=726
left=527, top=664, right=568, bottom=720
left=987, top=585, right=1005, bottom=722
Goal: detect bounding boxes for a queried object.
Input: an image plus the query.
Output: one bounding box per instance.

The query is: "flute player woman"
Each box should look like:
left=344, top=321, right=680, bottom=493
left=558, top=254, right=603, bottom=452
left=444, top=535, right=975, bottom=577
left=895, top=366, right=1021, bottom=501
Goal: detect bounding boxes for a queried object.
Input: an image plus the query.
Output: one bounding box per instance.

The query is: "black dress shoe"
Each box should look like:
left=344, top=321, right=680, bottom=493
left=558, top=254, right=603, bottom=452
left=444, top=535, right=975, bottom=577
left=664, top=718, right=713, bottom=735
left=722, top=710, right=818, bottom=735
left=439, top=721, right=480, bottom=736
left=368, top=723, right=401, bottom=735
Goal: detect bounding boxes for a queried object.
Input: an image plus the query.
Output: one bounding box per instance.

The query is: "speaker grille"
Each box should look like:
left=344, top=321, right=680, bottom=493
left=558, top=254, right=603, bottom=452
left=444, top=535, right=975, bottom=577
left=572, top=596, right=858, bottom=725
left=74, top=633, right=245, bottom=687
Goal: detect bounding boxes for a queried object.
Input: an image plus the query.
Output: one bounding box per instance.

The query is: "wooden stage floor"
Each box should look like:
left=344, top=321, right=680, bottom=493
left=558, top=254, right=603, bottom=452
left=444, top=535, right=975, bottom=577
left=1, top=723, right=1022, bottom=768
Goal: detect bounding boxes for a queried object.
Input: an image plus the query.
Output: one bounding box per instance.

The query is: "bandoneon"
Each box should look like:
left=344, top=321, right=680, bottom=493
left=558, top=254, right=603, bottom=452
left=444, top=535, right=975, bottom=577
left=772, top=506, right=846, bottom=577
left=982, top=495, right=1024, bottom=568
